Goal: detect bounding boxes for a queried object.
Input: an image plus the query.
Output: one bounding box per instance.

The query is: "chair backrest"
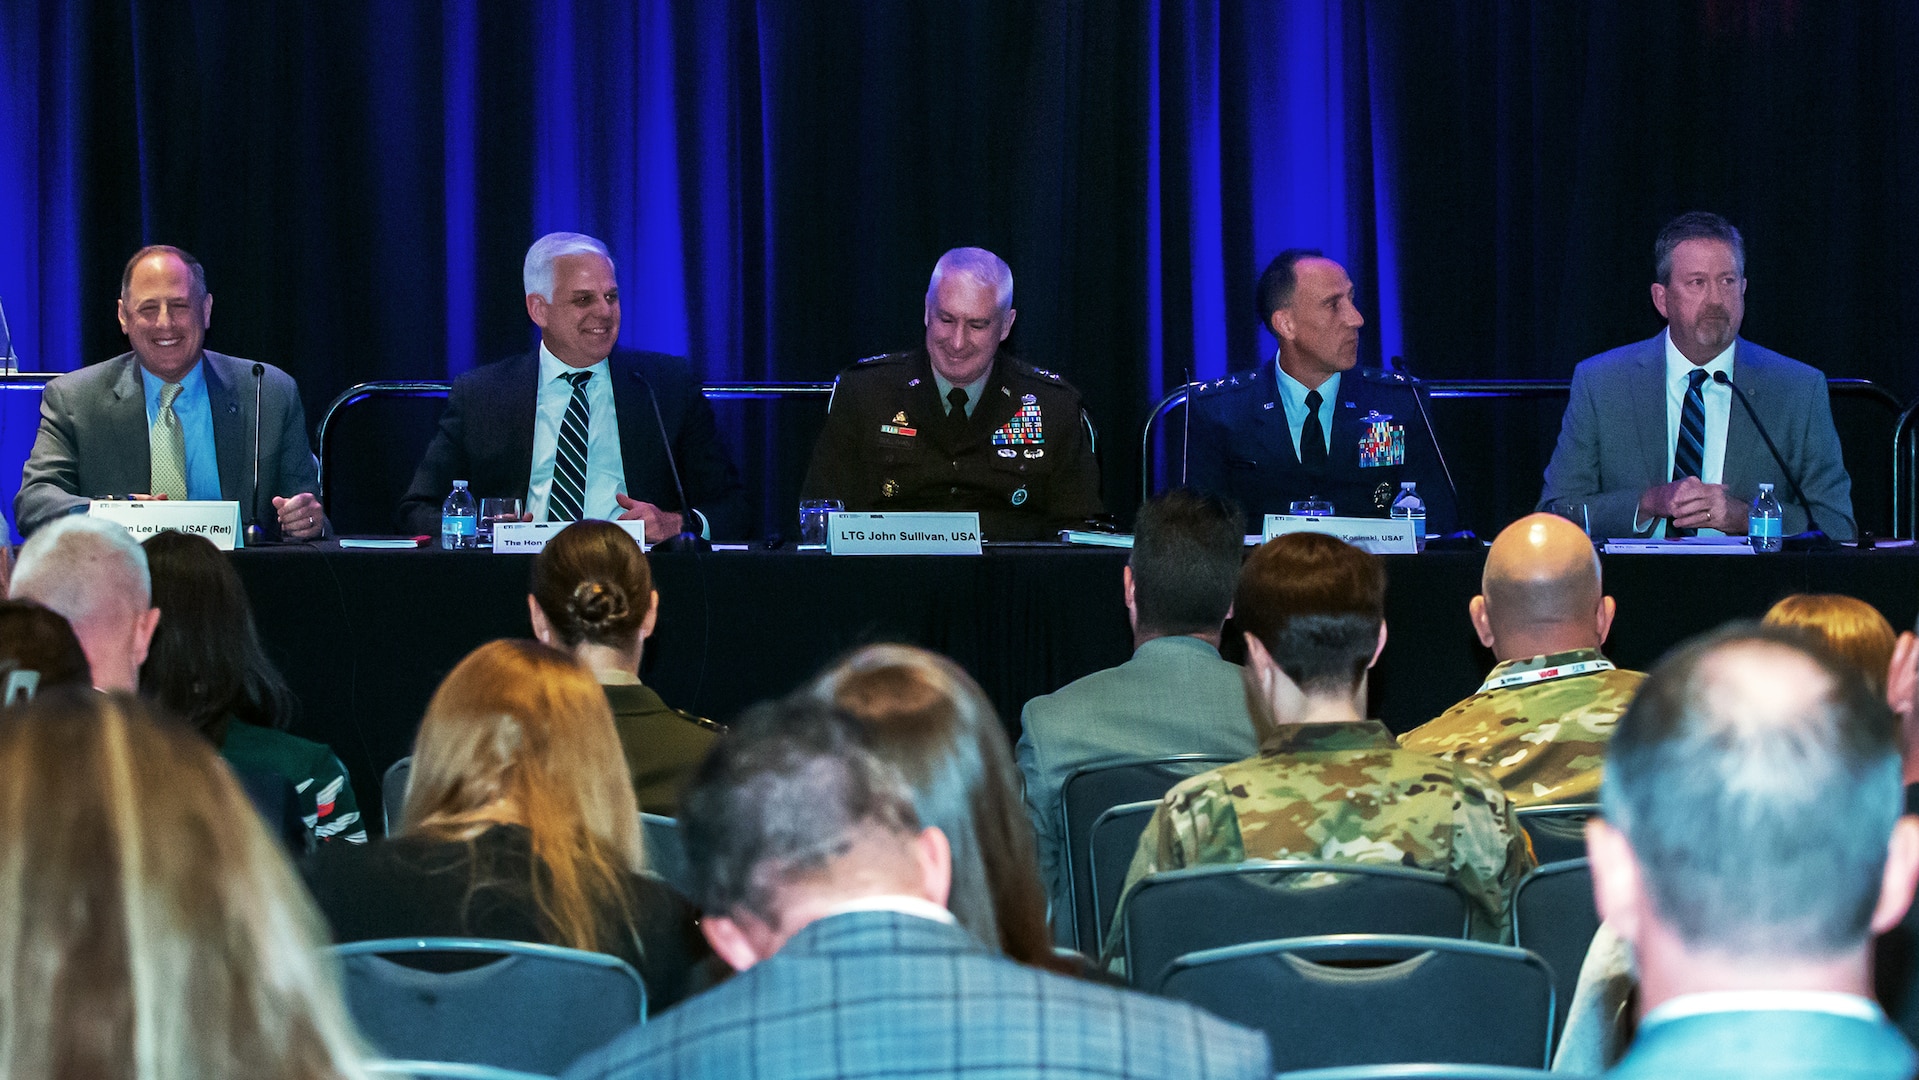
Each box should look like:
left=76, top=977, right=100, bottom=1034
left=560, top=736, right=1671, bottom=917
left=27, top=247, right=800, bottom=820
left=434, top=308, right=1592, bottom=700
left=1057, top=755, right=1240, bottom=954
left=1276, top=1065, right=1560, bottom=1080
left=1122, top=861, right=1472, bottom=990
left=1514, top=803, right=1599, bottom=866
left=1160, top=934, right=1555, bottom=1072
left=638, top=812, right=689, bottom=894
left=333, top=937, right=645, bottom=1075
left=382, top=755, right=414, bottom=838
left=316, top=382, right=451, bottom=535
left=365, top=1061, right=556, bottom=1080
left=1510, top=858, right=1599, bottom=1052
left=1086, top=800, right=1159, bottom=953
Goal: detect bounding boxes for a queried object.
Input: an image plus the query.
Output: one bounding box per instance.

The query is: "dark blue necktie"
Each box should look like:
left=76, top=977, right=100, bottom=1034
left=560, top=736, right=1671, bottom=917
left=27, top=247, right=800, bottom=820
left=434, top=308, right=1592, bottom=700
left=1670, top=368, right=1708, bottom=536
left=1299, top=389, right=1327, bottom=470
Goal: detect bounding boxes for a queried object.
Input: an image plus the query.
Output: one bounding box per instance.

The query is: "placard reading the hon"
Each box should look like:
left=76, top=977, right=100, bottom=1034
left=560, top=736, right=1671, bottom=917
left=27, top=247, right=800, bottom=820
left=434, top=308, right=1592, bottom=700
left=494, top=520, right=649, bottom=554
left=89, top=500, right=244, bottom=550
left=1262, top=514, right=1417, bottom=555
left=827, top=512, right=983, bottom=556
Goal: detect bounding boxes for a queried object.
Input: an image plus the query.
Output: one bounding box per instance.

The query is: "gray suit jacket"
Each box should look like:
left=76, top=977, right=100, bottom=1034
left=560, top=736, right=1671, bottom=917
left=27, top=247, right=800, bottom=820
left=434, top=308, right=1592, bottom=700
left=1605, top=1006, right=1915, bottom=1080
left=1017, top=635, right=1258, bottom=936
left=1537, top=334, right=1855, bottom=540
left=15, top=351, right=321, bottom=537
left=562, top=910, right=1272, bottom=1080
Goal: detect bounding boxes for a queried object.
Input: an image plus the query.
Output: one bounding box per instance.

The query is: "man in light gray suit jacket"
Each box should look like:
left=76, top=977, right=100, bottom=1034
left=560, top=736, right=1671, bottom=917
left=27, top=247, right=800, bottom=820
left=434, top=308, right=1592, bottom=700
left=15, top=246, right=324, bottom=540
left=565, top=698, right=1271, bottom=1080
left=1589, top=625, right=1919, bottom=1079
left=1539, top=212, right=1854, bottom=540
left=1017, top=489, right=1256, bottom=940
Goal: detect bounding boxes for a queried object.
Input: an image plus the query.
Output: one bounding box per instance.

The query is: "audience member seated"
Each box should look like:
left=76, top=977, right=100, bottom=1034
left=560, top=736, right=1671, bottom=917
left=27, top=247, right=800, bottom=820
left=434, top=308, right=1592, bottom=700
left=1587, top=625, right=1918, bottom=1078
left=0, top=689, right=368, bottom=1079
left=140, top=530, right=366, bottom=844
left=528, top=519, right=720, bottom=814
left=1401, top=512, right=1643, bottom=805
left=1764, top=593, right=1895, bottom=695
left=817, top=643, right=1065, bottom=972
left=1105, top=533, right=1533, bottom=961
left=8, top=515, right=159, bottom=691
left=561, top=697, right=1272, bottom=1080
left=302, top=639, right=709, bottom=1012
left=1016, top=489, right=1256, bottom=924
left=0, top=598, right=92, bottom=703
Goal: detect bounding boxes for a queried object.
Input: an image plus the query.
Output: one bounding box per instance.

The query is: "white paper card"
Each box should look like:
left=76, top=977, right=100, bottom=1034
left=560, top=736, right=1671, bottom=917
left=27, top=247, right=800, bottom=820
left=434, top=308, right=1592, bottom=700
left=827, top=512, right=983, bottom=555
left=492, top=520, right=650, bottom=554
left=89, top=500, right=244, bottom=550
left=1262, top=514, right=1418, bottom=555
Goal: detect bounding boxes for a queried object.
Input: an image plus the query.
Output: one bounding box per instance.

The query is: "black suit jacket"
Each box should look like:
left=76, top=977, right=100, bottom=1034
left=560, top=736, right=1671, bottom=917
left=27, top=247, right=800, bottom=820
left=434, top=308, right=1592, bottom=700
left=397, top=349, right=748, bottom=538
left=1185, top=360, right=1458, bottom=533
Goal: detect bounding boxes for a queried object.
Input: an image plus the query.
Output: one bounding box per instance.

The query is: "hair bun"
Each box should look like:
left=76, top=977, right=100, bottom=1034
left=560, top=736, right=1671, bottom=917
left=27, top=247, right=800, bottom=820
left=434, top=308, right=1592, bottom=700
left=569, top=580, right=630, bottom=630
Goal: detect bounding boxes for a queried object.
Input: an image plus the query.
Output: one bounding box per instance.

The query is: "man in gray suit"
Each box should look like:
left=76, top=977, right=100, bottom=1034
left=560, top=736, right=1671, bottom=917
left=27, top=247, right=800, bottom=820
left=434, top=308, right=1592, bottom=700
left=1016, top=489, right=1255, bottom=936
left=565, top=698, right=1270, bottom=1080
left=1538, top=212, right=1854, bottom=540
left=15, top=246, right=324, bottom=539
left=1589, top=625, right=1919, bottom=1079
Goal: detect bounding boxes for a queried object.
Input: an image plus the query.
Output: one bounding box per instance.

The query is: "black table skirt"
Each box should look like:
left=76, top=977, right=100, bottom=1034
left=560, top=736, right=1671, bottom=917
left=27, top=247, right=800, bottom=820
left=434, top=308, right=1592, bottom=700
left=232, top=543, right=1919, bottom=826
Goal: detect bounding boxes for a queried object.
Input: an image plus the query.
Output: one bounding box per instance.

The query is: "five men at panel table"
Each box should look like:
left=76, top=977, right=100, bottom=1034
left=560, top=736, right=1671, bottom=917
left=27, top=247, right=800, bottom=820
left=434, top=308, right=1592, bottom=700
left=14, top=245, right=327, bottom=541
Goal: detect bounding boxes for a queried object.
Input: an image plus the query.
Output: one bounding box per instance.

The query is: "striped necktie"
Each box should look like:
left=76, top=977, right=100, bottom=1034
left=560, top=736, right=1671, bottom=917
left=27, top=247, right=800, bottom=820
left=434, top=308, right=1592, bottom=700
left=1670, top=368, right=1708, bottom=536
left=549, top=370, right=592, bottom=522
left=150, top=382, right=189, bottom=500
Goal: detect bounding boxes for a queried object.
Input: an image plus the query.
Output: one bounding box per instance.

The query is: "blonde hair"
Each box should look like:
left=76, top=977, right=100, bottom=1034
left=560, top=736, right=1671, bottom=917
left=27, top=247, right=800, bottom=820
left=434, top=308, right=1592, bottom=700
left=1763, top=594, right=1897, bottom=695
left=402, top=639, right=644, bottom=955
left=0, top=689, right=368, bottom=1080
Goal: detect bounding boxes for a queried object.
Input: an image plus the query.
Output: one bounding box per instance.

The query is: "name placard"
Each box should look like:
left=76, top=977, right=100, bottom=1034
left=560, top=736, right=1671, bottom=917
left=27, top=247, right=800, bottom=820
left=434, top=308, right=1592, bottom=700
left=827, top=512, right=983, bottom=556
left=1262, top=514, right=1418, bottom=555
left=493, top=520, right=650, bottom=554
left=89, top=500, right=244, bottom=550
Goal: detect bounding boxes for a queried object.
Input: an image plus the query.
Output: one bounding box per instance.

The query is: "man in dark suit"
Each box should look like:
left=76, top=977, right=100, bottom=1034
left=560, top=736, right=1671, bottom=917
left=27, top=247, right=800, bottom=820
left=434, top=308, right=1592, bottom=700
left=15, top=246, right=325, bottom=540
left=398, top=232, right=747, bottom=540
left=1185, top=248, right=1458, bottom=533
left=564, top=697, right=1271, bottom=1080
left=1538, top=212, right=1855, bottom=540
left=1588, top=625, right=1919, bottom=1079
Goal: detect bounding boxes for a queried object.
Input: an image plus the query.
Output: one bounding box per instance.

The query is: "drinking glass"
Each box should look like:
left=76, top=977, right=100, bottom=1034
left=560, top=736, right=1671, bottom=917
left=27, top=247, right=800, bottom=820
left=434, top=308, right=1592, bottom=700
left=799, top=499, right=844, bottom=547
left=478, top=497, right=524, bottom=547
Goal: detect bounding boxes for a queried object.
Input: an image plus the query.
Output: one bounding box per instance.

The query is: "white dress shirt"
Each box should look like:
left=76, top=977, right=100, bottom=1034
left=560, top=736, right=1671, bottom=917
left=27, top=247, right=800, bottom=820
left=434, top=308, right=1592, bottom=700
left=1649, top=330, right=1735, bottom=538
left=527, top=344, right=627, bottom=522
left=1641, top=989, right=1884, bottom=1030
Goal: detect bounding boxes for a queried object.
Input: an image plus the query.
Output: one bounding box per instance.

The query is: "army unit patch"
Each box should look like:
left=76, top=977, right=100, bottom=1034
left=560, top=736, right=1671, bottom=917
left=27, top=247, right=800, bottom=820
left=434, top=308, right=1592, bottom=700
left=1358, top=412, right=1405, bottom=468
left=993, top=401, right=1045, bottom=446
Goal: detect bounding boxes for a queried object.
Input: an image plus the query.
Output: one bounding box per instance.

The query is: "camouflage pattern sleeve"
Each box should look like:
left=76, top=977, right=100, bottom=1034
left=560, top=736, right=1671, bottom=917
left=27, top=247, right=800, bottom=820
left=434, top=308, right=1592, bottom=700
left=1447, top=759, right=1537, bottom=942
left=1100, top=775, right=1245, bottom=966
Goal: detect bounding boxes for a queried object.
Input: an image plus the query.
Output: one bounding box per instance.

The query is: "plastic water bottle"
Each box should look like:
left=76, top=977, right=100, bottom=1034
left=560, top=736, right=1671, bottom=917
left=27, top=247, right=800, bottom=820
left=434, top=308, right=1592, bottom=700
left=441, top=480, right=478, bottom=550
left=1390, top=481, right=1427, bottom=552
left=1749, top=483, right=1783, bottom=553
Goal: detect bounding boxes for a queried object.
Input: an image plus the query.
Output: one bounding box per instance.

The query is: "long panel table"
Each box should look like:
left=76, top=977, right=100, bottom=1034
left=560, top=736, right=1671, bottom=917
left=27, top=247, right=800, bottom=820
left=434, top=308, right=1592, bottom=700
left=232, top=543, right=1919, bottom=828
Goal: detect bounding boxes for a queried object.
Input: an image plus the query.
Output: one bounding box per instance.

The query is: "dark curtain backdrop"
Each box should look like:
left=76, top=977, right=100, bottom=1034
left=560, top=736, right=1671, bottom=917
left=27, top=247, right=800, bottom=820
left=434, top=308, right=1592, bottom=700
left=4, top=1, right=1917, bottom=533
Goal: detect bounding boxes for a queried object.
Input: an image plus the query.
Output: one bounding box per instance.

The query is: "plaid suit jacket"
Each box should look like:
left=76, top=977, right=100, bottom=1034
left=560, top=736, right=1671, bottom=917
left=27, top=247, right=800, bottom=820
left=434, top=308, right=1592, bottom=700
left=563, top=909, right=1271, bottom=1079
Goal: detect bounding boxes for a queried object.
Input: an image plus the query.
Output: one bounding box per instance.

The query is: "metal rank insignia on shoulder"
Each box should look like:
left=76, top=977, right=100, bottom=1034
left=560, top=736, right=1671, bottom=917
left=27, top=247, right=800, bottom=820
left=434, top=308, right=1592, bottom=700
left=992, top=400, right=1045, bottom=446
left=880, top=410, right=917, bottom=437
left=1357, top=412, right=1405, bottom=468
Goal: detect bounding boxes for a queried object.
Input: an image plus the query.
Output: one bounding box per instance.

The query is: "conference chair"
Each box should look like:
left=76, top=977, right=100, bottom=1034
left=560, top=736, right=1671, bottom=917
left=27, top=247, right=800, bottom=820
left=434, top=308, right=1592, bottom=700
left=1158, top=934, right=1554, bottom=1072
left=1057, top=755, right=1240, bottom=953
left=1085, top=800, right=1159, bottom=955
left=365, top=1062, right=554, bottom=1080
left=1276, top=1066, right=1560, bottom=1080
left=1119, top=861, right=1473, bottom=991
left=1514, top=803, right=1599, bottom=865
left=639, top=811, right=689, bottom=893
left=314, top=382, right=452, bottom=535
left=1511, top=858, right=1600, bottom=1051
left=333, top=937, right=645, bottom=1076
left=383, top=756, right=413, bottom=837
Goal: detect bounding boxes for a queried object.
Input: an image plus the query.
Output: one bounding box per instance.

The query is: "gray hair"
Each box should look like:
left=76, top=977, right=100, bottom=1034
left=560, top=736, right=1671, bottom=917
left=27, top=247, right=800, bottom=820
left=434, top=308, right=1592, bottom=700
left=925, top=247, right=1013, bottom=313
left=1602, top=624, right=1902, bottom=959
left=1653, top=211, right=1745, bottom=285
left=12, top=517, right=153, bottom=629
left=523, top=232, right=615, bottom=302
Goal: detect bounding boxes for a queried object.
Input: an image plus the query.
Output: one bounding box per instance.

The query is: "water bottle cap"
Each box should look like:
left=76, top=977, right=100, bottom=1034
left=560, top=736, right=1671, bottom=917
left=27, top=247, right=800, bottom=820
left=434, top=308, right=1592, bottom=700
left=453, top=480, right=469, bottom=490
left=1400, top=481, right=1415, bottom=491
left=1758, top=483, right=1774, bottom=493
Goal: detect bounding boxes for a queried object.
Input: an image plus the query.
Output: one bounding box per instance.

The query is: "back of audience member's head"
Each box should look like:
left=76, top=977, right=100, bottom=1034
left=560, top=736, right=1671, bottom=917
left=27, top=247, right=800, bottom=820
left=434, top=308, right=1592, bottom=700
left=1128, top=489, right=1245, bottom=638
left=0, top=599, right=91, bottom=703
left=529, top=520, right=657, bottom=656
left=404, top=639, right=643, bottom=954
left=1475, top=512, right=1610, bottom=657
left=813, top=644, right=1056, bottom=968
left=1234, top=532, right=1386, bottom=697
left=1601, top=624, right=1908, bottom=960
left=140, top=529, right=296, bottom=741
left=0, top=688, right=368, bottom=1080
left=1763, top=593, right=1896, bottom=697
left=10, top=516, right=158, bottom=690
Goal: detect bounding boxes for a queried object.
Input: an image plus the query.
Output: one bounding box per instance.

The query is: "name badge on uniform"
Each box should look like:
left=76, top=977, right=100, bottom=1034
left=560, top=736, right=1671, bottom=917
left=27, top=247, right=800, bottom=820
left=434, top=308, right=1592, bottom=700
left=1358, top=412, right=1405, bottom=468
left=992, top=400, right=1045, bottom=446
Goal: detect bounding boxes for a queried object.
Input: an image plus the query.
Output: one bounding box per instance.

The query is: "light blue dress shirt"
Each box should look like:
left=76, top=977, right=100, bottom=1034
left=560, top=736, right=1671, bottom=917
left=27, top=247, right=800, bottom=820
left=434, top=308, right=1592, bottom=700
left=141, top=361, right=220, bottom=500
left=1274, top=360, right=1340, bottom=461
left=527, top=344, right=627, bottom=522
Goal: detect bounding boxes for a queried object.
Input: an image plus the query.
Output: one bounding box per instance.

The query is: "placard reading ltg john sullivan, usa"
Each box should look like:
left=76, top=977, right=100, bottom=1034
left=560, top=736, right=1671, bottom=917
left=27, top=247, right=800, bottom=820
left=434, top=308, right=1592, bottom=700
left=826, top=512, right=983, bottom=556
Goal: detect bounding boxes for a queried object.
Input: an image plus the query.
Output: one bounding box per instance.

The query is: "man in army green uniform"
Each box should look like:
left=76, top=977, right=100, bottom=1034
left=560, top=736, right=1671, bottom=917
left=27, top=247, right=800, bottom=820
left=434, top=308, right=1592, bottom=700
left=1104, top=533, right=1533, bottom=962
left=1401, top=512, right=1644, bottom=806
left=800, top=247, right=1104, bottom=541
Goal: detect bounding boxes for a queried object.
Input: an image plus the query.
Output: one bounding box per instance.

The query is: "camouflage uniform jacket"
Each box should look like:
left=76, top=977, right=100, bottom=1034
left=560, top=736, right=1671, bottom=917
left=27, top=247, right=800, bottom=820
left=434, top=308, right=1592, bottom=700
left=1399, top=648, right=1643, bottom=807
left=1106, top=720, right=1532, bottom=960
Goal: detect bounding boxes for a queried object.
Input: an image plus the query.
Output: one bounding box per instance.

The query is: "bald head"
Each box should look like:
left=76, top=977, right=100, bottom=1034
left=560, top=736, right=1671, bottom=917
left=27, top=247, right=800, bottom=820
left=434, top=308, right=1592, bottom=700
left=1473, top=513, right=1610, bottom=660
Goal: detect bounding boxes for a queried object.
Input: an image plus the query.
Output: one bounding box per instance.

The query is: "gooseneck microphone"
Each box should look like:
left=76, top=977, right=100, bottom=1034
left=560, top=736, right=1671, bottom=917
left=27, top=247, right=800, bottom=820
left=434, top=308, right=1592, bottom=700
left=1710, top=369, right=1844, bottom=542
left=1362, top=357, right=1461, bottom=515
left=0, top=294, right=19, bottom=373
left=1180, top=363, right=1195, bottom=486
left=631, top=369, right=709, bottom=553
left=244, top=363, right=272, bottom=547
